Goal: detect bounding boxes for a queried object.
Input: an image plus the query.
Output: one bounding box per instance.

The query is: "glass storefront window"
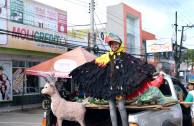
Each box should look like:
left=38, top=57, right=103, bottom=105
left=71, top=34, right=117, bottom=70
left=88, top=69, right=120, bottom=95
left=12, top=60, right=40, bottom=95
left=13, top=61, right=25, bottom=67
left=26, top=74, right=39, bottom=94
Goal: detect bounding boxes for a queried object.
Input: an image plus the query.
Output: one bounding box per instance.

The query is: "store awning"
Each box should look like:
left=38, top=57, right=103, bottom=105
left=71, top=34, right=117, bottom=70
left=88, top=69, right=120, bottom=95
left=24, top=47, right=97, bottom=78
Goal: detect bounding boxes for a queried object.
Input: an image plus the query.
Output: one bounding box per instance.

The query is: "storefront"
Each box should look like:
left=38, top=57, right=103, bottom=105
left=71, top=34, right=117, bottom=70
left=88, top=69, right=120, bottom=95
left=0, top=49, right=64, bottom=108
left=0, top=0, right=67, bottom=108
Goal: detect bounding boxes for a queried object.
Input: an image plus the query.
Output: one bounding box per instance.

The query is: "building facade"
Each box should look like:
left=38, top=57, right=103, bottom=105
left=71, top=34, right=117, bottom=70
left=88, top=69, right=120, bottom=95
left=0, top=0, right=67, bottom=108
left=106, top=3, right=157, bottom=66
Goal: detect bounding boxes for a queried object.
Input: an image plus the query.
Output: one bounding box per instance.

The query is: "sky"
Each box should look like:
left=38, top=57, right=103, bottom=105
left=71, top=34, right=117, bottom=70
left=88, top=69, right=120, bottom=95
left=34, top=0, right=194, bottom=49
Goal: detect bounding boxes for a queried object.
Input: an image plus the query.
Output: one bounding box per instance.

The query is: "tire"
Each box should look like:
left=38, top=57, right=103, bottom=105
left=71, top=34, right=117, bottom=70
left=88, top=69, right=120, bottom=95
left=42, top=99, right=51, bottom=110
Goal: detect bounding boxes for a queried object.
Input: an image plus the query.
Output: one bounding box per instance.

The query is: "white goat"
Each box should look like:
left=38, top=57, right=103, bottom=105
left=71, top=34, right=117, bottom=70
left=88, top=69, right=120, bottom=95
left=41, top=76, right=87, bottom=126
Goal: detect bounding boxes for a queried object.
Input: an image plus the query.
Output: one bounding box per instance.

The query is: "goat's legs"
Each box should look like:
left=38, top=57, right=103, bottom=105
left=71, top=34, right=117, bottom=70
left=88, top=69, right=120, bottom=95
left=78, top=120, right=86, bottom=126
left=56, top=119, right=62, bottom=126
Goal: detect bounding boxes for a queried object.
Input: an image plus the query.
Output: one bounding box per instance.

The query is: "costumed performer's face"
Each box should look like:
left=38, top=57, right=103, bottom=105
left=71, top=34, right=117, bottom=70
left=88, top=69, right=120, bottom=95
left=110, top=41, right=120, bottom=52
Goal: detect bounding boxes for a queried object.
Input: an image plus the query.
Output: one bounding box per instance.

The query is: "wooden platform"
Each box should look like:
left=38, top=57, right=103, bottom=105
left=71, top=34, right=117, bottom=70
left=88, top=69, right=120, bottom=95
left=85, top=101, right=179, bottom=110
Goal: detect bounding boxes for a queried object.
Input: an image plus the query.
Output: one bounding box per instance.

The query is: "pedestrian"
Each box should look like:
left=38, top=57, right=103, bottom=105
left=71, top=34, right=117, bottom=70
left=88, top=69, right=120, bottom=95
left=69, top=33, right=156, bottom=126
left=179, top=81, right=194, bottom=125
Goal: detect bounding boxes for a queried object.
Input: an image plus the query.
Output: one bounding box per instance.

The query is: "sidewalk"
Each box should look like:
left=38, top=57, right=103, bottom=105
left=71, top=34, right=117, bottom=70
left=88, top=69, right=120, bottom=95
left=0, top=103, right=41, bottom=113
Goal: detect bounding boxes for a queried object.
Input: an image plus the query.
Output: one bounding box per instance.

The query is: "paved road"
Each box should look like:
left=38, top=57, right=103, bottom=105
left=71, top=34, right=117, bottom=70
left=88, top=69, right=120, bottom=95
left=0, top=106, right=123, bottom=126
left=0, top=107, right=44, bottom=126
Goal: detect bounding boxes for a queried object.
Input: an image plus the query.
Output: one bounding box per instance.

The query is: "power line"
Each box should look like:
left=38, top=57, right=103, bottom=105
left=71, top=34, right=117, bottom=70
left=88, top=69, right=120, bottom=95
left=0, top=28, right=144, bottom=52
left=165, top=0, right=192, bottom=24
left=68, top=23, right=106, bottom=27
left=0, top=1, right=151, bottom=51
left=0, top=4, right=96, bottom=31
left=2, top=2, right=156, bottom=41
left=95, top=7, right=161, bottom=41
left=173, top=0, right=194, bottom=23
left=95, top=5, right=166, bottom=39
left=63, top=0, right=86, bottom=7
left=94, top=12, right=107, bottom=33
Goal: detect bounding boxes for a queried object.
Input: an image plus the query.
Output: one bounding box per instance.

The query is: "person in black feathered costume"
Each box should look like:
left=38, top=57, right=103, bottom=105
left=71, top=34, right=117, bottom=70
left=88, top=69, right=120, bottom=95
left=69, top=33, right=156, bottom=126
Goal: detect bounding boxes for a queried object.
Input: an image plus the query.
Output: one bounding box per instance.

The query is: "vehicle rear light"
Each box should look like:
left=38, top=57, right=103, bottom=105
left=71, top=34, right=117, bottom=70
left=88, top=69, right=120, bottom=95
left=129, top=123, right=139, bottom=126
left=42, top=118, right=46, bottom=125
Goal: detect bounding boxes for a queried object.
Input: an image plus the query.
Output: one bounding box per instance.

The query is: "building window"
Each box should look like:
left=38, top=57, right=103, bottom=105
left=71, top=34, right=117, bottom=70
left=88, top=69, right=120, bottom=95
left=127, top=16, right=135, bottom=54
left=12, top=60, right=39, bottom=95
left=142, top=41, right=146, bottom=61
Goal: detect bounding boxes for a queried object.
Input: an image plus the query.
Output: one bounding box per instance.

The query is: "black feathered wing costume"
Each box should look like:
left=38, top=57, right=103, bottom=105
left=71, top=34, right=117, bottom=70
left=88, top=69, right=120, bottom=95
left=69, top=42, right=156, bottom=100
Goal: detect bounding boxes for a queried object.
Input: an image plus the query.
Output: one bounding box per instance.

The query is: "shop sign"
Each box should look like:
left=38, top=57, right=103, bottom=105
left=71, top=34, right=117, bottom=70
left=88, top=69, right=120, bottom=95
left=58, top=13, right=67, bottom=33
left=0, top=0, right=68, bottom=54
left=146, top=39, right=172, bottom=53
left=6, top=23, right=67, bottom=53
left=12, top=26, right=62, bottom=44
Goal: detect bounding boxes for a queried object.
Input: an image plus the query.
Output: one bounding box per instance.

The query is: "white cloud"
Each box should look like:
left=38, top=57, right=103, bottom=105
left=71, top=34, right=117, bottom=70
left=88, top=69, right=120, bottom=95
left=134, top=6, right=168, bottom=33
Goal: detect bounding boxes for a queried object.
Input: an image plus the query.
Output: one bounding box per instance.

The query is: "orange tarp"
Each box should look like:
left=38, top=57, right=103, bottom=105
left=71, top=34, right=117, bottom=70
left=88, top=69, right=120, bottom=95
left=24, top=47, right=97, bottom=78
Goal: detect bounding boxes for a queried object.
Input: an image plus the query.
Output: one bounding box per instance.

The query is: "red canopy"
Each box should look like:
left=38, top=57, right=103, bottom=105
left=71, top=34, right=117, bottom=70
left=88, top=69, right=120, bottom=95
left=24, top=47, right=97, bottom=78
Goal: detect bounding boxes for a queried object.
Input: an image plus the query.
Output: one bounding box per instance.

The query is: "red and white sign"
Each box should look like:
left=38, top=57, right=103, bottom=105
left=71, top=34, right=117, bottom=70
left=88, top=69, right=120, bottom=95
left=58, top=13, right=67, bottom=33
left=54, top=59, right=77, bottom=72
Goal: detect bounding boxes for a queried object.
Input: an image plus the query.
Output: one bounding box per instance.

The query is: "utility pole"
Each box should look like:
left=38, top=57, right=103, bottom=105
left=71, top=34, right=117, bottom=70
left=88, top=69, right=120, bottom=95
left=89, top=0, right=95, bottom=53
left=178, top=25, right=194, bottom=77
left=174, top=11, right=179, bottom=79
left=178, top=26, right=184, bottom=74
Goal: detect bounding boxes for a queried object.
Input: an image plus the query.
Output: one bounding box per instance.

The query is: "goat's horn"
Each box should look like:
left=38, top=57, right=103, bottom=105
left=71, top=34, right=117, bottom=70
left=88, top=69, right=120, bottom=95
left=41, top=76, right=50, bottom=83
left=50, top=68, right=55, bottom=85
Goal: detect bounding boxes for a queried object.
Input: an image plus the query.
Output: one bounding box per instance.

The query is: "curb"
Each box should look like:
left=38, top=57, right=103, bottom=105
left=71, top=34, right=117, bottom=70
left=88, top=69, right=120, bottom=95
left=0, top=104, right=41, bottom=113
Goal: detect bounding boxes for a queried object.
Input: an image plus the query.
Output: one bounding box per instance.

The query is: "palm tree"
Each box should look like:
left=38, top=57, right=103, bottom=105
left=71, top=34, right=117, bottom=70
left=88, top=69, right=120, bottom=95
left=180, top=49, right=194, bottom=70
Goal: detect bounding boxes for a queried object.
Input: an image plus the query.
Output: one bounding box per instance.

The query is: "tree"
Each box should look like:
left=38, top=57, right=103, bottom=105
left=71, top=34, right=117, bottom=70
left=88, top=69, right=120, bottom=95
left=180, top=49, right=194, bottom=70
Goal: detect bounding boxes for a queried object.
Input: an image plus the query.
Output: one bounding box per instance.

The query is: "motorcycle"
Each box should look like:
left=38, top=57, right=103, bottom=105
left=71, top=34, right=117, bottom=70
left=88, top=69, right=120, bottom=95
left=41, top=94, right=51, bottom=110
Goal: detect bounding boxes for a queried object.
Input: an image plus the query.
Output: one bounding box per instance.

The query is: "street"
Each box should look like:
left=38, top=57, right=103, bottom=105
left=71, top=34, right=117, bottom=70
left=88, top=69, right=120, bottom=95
left=0, top=107, right=44, bottom=126
left=0, top=107, right=123, bottom=126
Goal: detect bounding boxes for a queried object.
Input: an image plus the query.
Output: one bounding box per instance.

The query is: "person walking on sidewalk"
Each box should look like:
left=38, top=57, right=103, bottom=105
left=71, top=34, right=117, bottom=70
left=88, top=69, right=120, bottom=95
left=69, top=33, right=156, bottom=126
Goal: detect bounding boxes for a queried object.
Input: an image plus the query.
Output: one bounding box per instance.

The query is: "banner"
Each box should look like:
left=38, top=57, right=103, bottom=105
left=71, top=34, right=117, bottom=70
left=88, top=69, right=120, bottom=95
left=13, top=68, right=26, bottom=94
left=0, top=61, right=12, bottom=102
left=0, top=0, right=7, bottom=45
left=146, top=39, right=172, bottom=53
left=10, top=0, right=23, bottom=24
